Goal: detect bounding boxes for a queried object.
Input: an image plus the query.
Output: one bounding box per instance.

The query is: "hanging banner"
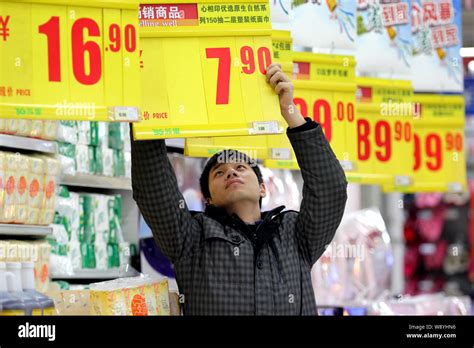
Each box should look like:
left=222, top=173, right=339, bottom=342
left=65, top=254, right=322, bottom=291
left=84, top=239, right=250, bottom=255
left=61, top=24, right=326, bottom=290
left=134, top=0, right=283, bottom=140
left=269, top=0, right=291, bottom=26
left=384, top=94, right=466, bottom=193
left=356, top=0, right=412, bottom=76
left=348, top=78, right=414, bottom=188
left=411, top=0, right=463, bottom=93
left=291, top=0, right=356, bottom=50
left=184, top=30, right=293, bottom=162
left=0, top=0, right=141, bottom=122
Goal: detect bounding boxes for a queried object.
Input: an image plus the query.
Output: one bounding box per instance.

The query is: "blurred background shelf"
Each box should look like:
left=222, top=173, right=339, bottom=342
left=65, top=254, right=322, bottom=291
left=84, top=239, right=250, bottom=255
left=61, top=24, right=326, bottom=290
left=50, top=269, right=125, bottom=280
left=0, top=134, right=57, bottom=154
left=0, top=224, right=52, bottom=237
left=61, top=174, right=132, bottom=191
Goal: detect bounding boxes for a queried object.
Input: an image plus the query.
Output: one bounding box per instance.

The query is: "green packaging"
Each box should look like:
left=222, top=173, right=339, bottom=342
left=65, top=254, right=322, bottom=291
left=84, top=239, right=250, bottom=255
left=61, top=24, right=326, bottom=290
left=113, top=150, right=125, bottom=177
left=107, top=243, right=120, bottom=268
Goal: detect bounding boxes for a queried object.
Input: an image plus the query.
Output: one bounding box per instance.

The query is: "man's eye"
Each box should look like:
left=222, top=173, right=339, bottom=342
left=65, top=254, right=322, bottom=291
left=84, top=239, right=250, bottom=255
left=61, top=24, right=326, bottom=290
left=215, top=171, right=223, bottom=177
left=237, top=165, right=245, bottom=170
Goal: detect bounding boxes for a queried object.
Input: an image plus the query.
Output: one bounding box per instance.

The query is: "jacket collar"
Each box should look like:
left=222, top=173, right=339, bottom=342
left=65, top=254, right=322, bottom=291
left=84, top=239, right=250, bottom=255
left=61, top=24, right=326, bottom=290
left=204, top=204, right=286, bottom=226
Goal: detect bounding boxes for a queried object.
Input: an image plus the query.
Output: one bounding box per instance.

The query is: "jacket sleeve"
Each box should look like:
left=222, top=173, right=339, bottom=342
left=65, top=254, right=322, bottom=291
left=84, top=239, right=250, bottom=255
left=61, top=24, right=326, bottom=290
left=287, top=118, right=348, bottom=265
left=130, top=127, right=201, bottom=264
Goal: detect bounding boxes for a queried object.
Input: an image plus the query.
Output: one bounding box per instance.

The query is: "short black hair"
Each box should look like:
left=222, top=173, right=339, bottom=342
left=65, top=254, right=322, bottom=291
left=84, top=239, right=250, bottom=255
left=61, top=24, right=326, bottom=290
left=200, top=149, right=263, bottom=206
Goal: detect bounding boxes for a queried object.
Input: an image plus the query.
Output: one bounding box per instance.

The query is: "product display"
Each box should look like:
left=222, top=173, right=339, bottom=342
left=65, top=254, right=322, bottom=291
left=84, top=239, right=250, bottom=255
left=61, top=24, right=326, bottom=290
left=0, top=152, right=59, bottom=226
left=0, top=0, right=472, bottom=323
left=312, top=208, right=393, bottom=307
left=49, top=188, right=129, bottom=275
left=89, top=276, right=170, bottom=316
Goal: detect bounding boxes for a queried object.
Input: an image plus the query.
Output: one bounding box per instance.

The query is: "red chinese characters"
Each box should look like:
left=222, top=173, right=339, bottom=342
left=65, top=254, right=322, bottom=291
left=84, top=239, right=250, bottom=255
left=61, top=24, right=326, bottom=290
left=0, top=15, right=10, bottom=42
left=381, top=2, right=409, bottom=27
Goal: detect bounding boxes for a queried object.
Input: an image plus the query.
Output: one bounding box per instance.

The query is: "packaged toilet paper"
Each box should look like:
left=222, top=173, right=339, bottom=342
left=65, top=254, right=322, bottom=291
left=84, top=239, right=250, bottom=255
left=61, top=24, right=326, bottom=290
left=89, top=276, right=170, bottom=316
left=14, top=155, right=29, bottom=224
left=29, top=120, right=44, bottom=138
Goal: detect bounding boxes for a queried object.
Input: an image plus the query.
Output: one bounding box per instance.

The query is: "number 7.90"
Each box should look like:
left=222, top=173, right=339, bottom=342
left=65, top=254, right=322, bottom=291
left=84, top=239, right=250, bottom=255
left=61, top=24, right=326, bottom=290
left=206, top=46, right=271, bottom=105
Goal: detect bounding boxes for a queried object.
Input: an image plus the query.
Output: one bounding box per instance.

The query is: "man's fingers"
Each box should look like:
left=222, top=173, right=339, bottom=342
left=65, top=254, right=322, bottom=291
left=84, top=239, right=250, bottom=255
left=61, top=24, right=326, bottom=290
left=270, top=71, right=286, bottom=88
left=267, top=69, right=290, bottom=86
left=275, top=81, right=292, bottom=95
left=266, top=63, right=282, bottom=72
left=266, top=66, right=281, bottom=82
left=266, top=64, right=284, bottom=81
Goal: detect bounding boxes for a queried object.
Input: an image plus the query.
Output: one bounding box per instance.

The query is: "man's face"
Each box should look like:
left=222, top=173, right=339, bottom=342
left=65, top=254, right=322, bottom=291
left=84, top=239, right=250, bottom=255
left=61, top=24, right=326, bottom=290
left=207, top=161, right=266, bottom=208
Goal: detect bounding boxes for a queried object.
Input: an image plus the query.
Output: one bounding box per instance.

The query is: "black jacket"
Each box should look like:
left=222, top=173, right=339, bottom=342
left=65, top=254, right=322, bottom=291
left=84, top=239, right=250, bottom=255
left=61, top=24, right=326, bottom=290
left=131, top=119, right=348, bottom=315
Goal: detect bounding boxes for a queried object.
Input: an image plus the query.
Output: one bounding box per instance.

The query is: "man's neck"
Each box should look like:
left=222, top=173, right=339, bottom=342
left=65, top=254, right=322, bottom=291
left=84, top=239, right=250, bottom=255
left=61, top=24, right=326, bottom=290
left=224, top=201, right=261, bottom=224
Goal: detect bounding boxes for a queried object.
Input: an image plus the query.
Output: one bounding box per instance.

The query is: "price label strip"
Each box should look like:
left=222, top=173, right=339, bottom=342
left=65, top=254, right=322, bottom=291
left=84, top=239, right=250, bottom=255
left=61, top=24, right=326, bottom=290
left=134, top=0, right=282, bottom=140
left=348, top=78, right=414, bottom=188
left=387, top=94, right=466, bottom=193
left=0, top=0, right=141, bottom=122
left=185, top=30, right=291, bottom=161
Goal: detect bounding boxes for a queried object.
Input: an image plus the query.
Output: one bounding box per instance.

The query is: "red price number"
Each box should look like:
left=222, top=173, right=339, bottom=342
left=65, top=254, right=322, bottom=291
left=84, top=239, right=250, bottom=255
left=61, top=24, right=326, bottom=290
left=413, top=131, right=462, bottom=172
left=294, top=98, right=354, bottom=142
left=206, top=46, right=272, bottom=105
left=357, top=120, right=412, bottom=162
left=38, top=16, right=137, bottom=85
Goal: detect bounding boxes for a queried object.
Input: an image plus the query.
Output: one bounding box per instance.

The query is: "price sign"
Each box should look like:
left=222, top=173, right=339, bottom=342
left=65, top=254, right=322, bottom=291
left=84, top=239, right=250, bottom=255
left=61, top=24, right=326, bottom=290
left=349, top=78, right=414, bottom=187
left=285, top=52, right=357, bottom=171
left=271, top=29, right=292, bottom=74
left=134, top=1, right=282, bottom=140
left=391, top=94, right=466, bottom=192
left=185, top=30, right=291, bottom=162
left=0, top=0, right=140, bottom=121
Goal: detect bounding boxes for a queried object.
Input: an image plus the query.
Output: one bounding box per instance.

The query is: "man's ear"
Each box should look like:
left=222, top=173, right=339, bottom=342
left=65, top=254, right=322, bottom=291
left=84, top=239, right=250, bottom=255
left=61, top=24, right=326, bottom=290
left=205, top=197, right=213, bottom=206
left=259, top=182, right=267, bottom=199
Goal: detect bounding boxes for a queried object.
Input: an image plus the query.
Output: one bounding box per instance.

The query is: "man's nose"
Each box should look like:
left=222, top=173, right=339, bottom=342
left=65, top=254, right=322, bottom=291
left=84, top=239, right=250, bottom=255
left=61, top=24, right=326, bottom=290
left=226, top=168, right=238, bottom=179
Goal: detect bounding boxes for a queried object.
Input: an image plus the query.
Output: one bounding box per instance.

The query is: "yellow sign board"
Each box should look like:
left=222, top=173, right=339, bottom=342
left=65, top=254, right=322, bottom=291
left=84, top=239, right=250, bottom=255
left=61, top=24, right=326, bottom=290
left=0, top=0, right=141, bottom=121
left=276, top=52, right=357, bottom=171
left=134, top=0, right=283, bottom=140
left=184, top=30, right=292, bottom=163
left=271, top=29, right=292, bottom=74
left=348, top=78, right=414, bottom=188
left=384, top=94, right=466, bottom=193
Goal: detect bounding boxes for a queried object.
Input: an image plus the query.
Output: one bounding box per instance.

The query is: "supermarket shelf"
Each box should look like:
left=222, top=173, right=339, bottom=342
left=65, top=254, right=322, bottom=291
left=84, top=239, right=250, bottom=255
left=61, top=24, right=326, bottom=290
left=61, top=174, right=132, bottom=191
left=0, top=134, right=57, bottom=154
left=51, top=269, right=125, bottom=280
left=0, top=224, right=52, bottom=237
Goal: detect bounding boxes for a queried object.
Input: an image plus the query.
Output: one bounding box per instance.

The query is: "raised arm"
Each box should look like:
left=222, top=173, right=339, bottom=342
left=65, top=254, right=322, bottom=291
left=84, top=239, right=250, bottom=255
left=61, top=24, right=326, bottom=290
left=266, top=63, right=348, bottom=265
left=288, top=121, right=348, bottom=264
left=130, top=126, right=201, bottom=263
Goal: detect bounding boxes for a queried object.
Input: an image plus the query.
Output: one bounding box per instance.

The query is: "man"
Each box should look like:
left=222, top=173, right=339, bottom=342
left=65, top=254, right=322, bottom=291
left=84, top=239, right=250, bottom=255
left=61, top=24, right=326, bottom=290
left=131, top=63, right=348, bottom=315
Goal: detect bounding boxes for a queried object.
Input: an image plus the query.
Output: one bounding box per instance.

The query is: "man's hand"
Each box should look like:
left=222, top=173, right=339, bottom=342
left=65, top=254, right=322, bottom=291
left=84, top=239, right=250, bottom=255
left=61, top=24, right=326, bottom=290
left=266, top=63, right=306, bottom=129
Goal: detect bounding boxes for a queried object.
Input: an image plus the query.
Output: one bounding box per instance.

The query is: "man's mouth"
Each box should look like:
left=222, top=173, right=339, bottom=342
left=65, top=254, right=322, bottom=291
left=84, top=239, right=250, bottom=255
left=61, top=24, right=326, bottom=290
left=225, top=179, right=244, bottom=189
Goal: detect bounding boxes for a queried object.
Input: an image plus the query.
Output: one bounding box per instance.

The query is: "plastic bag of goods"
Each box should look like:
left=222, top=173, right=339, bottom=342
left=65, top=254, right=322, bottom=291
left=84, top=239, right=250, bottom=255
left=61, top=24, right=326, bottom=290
left=89, top=276, right=170, bottom=316
left=312, top=208, right=393, bottom=306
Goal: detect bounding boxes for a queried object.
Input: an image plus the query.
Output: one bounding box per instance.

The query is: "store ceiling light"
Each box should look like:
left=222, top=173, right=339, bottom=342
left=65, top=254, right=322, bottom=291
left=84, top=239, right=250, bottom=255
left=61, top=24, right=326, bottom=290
left=468, top=60, right=474, bottom=72
left=460, top=47, right=474, bottom=57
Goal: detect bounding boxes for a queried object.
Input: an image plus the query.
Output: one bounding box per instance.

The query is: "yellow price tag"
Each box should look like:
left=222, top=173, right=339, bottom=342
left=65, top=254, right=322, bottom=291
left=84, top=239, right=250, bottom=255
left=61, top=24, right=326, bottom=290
left=185, top=30, right=291, bottom=163
left=0, top=0, right=141, bottom=121
left=349, top=78, right=414, bottom=188
left=393, top=94, right=466, bottom=193
left=271, top=29, right=292, bottom=74
left=134, top=0, right=282, bottom=140
left=289, top=53, right=357, bottom=166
